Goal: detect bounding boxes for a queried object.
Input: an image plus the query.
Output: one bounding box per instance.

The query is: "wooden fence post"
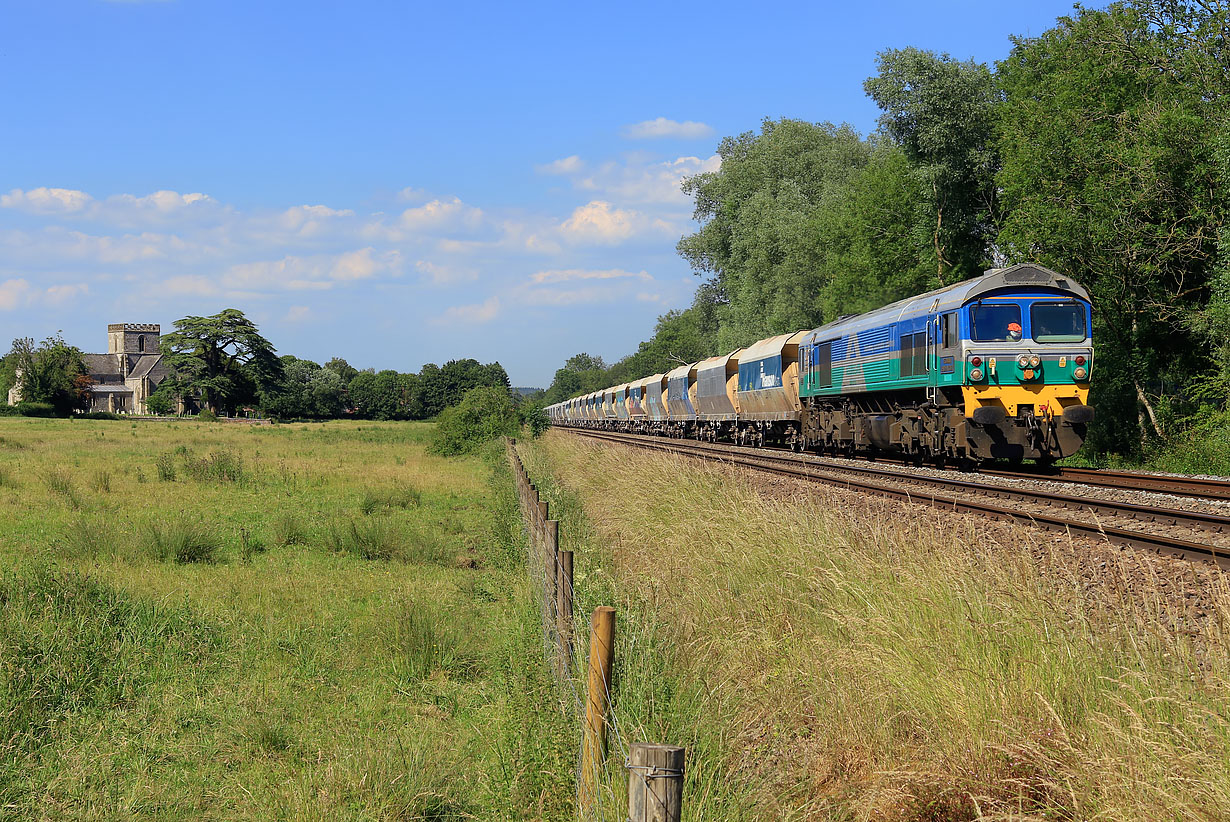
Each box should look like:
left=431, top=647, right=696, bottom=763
left=627, top=743, right=685, bottom=822
left=579, top=606, right=616, bottom=815
left=556, top=548, right=573, bottom=667
left=546, top=520, right=559, bottom=619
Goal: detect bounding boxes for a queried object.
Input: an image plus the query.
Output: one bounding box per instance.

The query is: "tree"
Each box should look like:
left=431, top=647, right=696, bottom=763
left=262, top=357, right=347, bottom=419
left=995, top=2, right=1225, bottom=453
left=5, top=335, right=91, bottom=414
left=160, top=309, right=283, bottom=414
left=678, top=118, right=873, bottom=350
left=349, top=369, right=415, bottom=420
left=324, top=357, right=358, bottom=385
left=864, top=47, right=1000, bottom=287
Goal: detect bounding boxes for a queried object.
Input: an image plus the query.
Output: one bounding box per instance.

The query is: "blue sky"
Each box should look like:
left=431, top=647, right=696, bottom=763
left=1, top=0, right=1078, bottom=387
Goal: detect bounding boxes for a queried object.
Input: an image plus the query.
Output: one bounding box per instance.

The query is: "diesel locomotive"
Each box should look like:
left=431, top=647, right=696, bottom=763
left=547, top=263, right=1094, bottom=462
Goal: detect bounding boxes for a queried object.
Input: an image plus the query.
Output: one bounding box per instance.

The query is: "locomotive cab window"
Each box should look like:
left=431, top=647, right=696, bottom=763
left=941, top=313, right=957, bottom=349
left=1031, top=302, right=1087, bottom=343
left=970, top=303, right=1022, bottom=341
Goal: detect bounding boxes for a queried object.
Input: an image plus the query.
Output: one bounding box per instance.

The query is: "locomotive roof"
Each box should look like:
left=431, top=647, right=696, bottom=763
left=804, top=263, right=1088, bottom=341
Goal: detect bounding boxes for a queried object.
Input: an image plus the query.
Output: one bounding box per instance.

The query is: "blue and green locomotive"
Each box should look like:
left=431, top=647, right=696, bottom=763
left=547, top=263, right=1094, bottom=462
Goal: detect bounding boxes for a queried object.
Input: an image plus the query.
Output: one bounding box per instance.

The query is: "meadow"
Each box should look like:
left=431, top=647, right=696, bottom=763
left=0, top=418, right=574, bottom=819
left=521, top=431, right=1230, bottom=820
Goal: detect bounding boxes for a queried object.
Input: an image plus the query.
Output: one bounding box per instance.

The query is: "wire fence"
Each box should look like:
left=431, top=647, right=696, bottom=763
left=506, top=437, right=661, bottom=821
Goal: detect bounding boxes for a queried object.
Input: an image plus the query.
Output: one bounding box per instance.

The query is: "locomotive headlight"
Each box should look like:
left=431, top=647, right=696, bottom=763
left=1028, top=355, right=1041, bottom=368
left=969, top=367, right=985, bottom=382
left=1075, top=355, right=1087, bottom=366
left=1073, top=367, right=1088, bottom=380
left=1016, top=354, right=1030, bottom=368
left=971, top=356, right=982, bottom=367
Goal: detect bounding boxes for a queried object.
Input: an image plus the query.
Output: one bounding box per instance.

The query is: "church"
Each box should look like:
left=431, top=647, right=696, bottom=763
left=6, top=323, right=173, bottom=414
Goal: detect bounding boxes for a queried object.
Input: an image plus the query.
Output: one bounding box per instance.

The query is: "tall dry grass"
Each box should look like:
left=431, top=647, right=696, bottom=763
left=529, top=432, right=1230, bottom=821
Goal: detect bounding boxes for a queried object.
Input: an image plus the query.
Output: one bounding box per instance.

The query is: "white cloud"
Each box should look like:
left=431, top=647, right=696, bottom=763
left=536, top=155, right=584, bottom=175
left=105, top=190, right=215, bottom=214
left=283, top=305, right=312, bottom=323
left=621, top=117, right=714, bottom=140
left=399, top=197, right=483, bottom=232
left=1, top=187, right=93, bottom=214
left=222, top=248, right=401, bottom=291
left=279, top=204, right=354, bottom=236
left=576, top=154, right=721, bottom=205
left=0, top=278, right=32, bottom=310
left=416, top=260, right=477, bottom=285
left=44, top=283, right=90, bottom=305
left=557, top=201, right=673, bottom=245
left=529, top=268, right=652, bottom=285
left=437, top=296, right=500, bottom=325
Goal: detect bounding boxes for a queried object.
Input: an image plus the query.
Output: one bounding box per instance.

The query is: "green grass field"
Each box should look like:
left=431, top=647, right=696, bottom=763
left=0, top=418, right=573, bottom=819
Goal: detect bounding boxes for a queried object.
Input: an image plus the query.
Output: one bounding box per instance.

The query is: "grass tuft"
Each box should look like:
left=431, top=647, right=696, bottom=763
left=144, top=517, right=221, bottom=564
left=41, top=468, right=81, bottom=509
left=358, top=485, right=422, bottom=514
left=325, top=517, right=401, bottom=561
left=271, top=511, right=308, bottom=546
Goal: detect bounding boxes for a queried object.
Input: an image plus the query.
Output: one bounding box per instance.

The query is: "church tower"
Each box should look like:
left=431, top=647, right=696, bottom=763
left=107, top=323, right=160, bottom=355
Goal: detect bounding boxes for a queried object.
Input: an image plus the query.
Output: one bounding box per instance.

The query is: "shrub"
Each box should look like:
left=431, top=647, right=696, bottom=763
left=15, top=402, right=55, bottom=418
left=144, top=518, right=220, bottom=564
left=0, top=405, right=19, bottom=417
left=520, top=402, right=549, bottom=437
left=75, top=411, right=121, bottom=421
left=431, top=386, right=519, bottom=456
left=198, top=408, right=218, bottom=422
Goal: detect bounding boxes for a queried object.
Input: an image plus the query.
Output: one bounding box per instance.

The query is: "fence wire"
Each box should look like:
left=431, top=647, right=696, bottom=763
left=507, top=440, right=638, bottom=822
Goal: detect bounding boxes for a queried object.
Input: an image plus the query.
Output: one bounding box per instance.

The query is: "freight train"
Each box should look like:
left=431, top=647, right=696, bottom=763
left=546, top=263, right=1094, bottom=463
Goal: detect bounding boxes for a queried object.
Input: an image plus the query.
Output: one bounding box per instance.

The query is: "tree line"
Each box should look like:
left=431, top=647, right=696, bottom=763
left=543, top=0, right=1228, bottom=458
left=0, top=308, right=516, bottom=421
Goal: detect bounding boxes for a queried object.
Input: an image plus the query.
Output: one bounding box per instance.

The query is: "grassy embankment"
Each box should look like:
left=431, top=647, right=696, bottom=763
left=0, top=418, right=575, bottom=818
left=521, top=430, right=1230, bottom=820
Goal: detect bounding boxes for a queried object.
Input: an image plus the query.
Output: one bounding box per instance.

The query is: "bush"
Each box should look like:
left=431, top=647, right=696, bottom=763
left=198, top=408, right=218, bottom=422
left=15, top=402, right=55, bottom=418
left=431, top=386, right=519, bottom=456
left=520, top=402, right=549, bottom=438
left=75, top=411, right=122, bottom=421
left=0, top=405, right=19, bottom=417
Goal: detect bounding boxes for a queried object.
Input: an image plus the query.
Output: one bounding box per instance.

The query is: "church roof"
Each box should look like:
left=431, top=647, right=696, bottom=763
left=83, top=353, right=120, bottom=377
left=127, top=354, right=162, bottom=380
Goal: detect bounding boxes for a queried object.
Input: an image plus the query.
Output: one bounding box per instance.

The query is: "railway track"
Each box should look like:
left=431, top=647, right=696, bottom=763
left=561, top=427, right=1230, bottom=568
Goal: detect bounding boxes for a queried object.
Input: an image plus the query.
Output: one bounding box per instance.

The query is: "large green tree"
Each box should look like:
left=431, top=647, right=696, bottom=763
left=995, top=1, right=1226, bottom=453
left=160, top=309, right=283, bottom=414
left=262, top=356, right=347, bottom=419
left=678, top=118, right=872, bottom=350
left=4, top=335, right=91, bottom=414
left=864, top=47, right=1000, bottom=286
